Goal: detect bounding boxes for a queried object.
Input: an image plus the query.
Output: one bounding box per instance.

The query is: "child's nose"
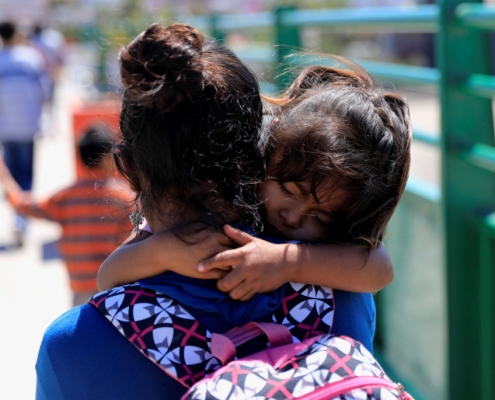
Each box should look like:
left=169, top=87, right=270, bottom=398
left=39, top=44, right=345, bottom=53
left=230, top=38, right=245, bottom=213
left=280, top=208, right=302, bottom=229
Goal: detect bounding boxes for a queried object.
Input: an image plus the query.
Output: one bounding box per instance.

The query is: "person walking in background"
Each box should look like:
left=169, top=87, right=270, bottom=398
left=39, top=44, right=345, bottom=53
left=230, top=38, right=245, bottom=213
left=0, top=21, right=51, bottom=246
left=30, top=23, right=67, bottom=102
left=0, top=126, right=133, bottom=306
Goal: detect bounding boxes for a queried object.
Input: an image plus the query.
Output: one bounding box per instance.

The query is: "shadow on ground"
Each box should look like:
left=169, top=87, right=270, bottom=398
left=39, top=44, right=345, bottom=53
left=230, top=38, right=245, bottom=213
left=0, top=240, right=60, bottom=261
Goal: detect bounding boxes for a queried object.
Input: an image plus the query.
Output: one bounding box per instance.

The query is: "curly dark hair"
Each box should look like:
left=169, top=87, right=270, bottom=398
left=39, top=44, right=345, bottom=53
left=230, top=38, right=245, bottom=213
left=114, top=23, right=265, bottom=233
left=263, top=61, right=412, bottom=248
left=78, top=125, right=113, bottom=169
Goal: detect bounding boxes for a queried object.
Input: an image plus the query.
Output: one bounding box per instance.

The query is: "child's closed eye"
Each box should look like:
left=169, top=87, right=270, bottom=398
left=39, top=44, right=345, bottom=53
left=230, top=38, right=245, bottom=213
left=311, top=213, right=333, bottom=227
left=278, top=181, right=294, bottom=197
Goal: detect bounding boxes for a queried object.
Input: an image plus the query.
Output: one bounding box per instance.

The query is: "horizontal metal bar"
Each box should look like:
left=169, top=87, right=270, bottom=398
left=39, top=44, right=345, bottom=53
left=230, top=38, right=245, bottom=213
left=405, top=175, right=441, bottom=203
left=357, top=60, right=440, bottom=86
left=413, top=129, right=440, bottom=146
left=463, top=143, right=495, bottom=173
left=259, top=82, right=279, bottom=95
left=234, top=47, right=276, bottom=64
left=285, top=56, right=439, bottom=86
left=175, top=15, right=210, bottom=31
left=463, top=73, right=495, bottom=98
left=456, top=4, right=495, bottom=30
left=215, top=12, right=275, bottom=30
left=485, top=212, right=495, bottom=233
left=282, top=5, right=439, bottom=33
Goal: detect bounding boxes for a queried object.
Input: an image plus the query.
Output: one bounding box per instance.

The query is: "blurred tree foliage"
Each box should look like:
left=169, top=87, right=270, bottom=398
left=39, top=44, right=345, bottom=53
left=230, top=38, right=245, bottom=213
left=96, top=0, right=172, bottom=49
left=64, top=0, right=172, bottom=89
left=59, top=0, right=356, bottom=92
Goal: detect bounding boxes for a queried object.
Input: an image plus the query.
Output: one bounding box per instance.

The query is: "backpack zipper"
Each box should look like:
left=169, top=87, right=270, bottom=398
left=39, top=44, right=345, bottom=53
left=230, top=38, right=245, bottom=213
left=296, top=376, right=411, bottom=400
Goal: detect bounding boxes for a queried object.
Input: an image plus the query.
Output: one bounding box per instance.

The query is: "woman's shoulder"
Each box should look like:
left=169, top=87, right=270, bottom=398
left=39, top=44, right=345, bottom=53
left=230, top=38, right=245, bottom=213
left=40, top=304, right=107, bottom=351
left=36, top=303, right=187, bottom=399
left=332, top=290, right=376, bottom=353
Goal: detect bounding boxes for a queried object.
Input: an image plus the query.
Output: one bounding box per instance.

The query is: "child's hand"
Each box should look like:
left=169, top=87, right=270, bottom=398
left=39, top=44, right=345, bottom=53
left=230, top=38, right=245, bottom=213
left=0, top=156, right=9, bottom=181
left=159, top=229, right=236, bottom=280
left=98, top=228, right=236, bottom=290
left=197, top=225, right=294, bottom=301
left=0, top=155, right=22, bottom=197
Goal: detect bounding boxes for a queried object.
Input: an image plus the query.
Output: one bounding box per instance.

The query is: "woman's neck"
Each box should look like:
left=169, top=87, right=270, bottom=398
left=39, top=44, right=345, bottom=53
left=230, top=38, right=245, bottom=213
left=143, top=190, right=240, bottom=234
left=143, top=193, right=193, bottom=234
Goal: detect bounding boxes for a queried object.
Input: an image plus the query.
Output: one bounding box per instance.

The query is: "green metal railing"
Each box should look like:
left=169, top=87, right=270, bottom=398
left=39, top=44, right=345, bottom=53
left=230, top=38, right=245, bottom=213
left=179, top=2, right=495, bottom=399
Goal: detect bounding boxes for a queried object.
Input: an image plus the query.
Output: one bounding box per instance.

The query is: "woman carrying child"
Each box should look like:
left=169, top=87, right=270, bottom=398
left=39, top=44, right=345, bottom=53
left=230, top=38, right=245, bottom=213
left=35, top=22, right=410, bottom=400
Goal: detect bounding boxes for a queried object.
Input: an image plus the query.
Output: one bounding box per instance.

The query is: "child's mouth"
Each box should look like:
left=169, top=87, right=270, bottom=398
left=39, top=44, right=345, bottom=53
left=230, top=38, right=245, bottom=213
left=265, top=221, right=287, bottom=239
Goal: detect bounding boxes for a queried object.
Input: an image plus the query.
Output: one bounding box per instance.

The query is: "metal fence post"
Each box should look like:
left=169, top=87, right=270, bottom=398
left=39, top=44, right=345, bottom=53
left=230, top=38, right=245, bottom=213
left=438, top=1, right=495, bottom=399
left=210, top=14, right=225, bottom=44
left=274, top=6, right=301, bottom=91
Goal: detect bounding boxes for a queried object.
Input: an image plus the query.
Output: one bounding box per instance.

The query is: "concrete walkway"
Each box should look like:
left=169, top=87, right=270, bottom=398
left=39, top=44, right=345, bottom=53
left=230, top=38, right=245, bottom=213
left=0, top=82, right=76, bottom=399
left=0, top=84, right=440, bottom=399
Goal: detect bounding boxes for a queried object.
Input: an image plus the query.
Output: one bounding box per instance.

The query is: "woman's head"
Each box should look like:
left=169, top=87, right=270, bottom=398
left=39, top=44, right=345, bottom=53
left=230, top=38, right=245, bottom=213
left=114, top=23, right=264, bottom=231
left=262, top=62, right=412, bottom=247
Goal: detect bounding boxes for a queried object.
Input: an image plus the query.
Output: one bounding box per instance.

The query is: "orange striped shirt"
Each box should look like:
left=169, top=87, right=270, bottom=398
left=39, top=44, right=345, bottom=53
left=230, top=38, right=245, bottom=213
left=9, top=178, right=133, bottom=293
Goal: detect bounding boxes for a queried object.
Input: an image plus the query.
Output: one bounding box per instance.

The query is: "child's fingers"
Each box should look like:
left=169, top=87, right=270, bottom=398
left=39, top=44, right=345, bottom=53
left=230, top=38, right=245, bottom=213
left=216, top=267, right=245, bottom=292
left=228, top=282, right=255, bottom=302
left=223, top=224, right=254, bottom=246
left=202, top=268, right=229, bottom=280
left=211, top=232, right=236, bottom=248
left=198, top=249, right=242, bottom=272
left=239, top=290, right=256, bottom=302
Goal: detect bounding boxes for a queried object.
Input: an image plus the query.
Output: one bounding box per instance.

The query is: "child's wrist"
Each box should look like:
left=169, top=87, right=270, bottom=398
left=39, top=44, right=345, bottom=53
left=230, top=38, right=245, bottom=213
left=141, top=234, right=167, bottom=269
left=283, top=243, right=300, bottom=283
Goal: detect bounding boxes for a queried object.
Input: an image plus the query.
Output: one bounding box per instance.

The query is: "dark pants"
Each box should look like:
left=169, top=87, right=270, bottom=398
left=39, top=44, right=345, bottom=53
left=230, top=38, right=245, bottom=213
left=2, top=141, right=34, bottom=234
left=2, top=141, right=34, bottom=190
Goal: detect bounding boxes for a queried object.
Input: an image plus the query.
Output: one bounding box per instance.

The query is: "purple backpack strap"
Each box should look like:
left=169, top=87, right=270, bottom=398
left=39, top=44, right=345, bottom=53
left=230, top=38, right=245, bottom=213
left=210, top=322, right=293, bottom=365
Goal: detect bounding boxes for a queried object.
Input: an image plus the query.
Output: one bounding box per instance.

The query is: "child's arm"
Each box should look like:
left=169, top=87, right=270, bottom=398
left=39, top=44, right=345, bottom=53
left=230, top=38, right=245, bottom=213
left=198, top=225, right=393, bottom=301
left=97, top=229, right=235, bottom=291
left=0, top=155, right=57, bottom=219
left=0, top=156, right=25, bottom=206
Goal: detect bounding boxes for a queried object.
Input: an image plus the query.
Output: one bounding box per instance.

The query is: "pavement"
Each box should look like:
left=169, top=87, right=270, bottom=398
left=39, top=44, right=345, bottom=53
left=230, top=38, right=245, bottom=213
left=0, top=82, right=77, bottom=399
left=0, top=80, right=440, bottom=399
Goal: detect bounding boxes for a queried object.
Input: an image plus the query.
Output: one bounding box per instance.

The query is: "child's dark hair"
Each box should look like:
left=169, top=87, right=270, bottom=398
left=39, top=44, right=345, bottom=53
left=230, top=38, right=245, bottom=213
left=0, top=21, right=15, bottom=42
left=264, top=60, right=411, bottom=248
left=78, top=125, right=113, bottom=168
left=114, top=23, right=264, bottom=231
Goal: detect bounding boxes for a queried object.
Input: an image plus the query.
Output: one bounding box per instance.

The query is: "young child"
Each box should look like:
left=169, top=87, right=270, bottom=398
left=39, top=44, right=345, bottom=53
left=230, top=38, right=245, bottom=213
left=97, top=60, right=411, bottom=301
left=0, top=126, right=133, bottom=306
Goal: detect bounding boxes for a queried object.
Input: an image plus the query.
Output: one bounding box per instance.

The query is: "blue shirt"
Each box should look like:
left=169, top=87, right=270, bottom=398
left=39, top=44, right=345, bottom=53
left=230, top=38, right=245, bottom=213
left=35, top=225, right=375, bottom=399
left=0, top=45, right=51, bottom=141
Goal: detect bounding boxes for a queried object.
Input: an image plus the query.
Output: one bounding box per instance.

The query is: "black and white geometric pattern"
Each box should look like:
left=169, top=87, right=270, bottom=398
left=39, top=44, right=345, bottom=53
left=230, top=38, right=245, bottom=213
left=90, top=282, right=334, bottom=388
left=184, top=335, right=413, bottom=400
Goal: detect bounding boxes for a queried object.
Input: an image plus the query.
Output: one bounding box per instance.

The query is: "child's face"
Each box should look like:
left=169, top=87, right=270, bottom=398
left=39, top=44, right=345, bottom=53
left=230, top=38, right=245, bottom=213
left=259, top=179, right=350, bottom=242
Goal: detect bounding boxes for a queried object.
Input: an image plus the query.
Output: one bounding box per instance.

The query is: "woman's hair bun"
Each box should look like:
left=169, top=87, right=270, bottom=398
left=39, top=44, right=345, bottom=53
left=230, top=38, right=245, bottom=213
left=120, top=23, right=206, bottom=110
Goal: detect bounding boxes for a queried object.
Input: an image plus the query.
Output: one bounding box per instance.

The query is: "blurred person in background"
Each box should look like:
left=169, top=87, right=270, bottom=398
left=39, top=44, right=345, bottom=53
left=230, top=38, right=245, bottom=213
left=0, top=21, right=51, bottom=246
left=0, top=126, right=133, bottom=306
left=30, top=23, right=67, bottom=102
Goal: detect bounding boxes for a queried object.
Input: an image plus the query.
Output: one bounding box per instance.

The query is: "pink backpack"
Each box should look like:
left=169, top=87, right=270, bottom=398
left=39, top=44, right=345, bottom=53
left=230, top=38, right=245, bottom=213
left=182, top=322, right=413, bottom=400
